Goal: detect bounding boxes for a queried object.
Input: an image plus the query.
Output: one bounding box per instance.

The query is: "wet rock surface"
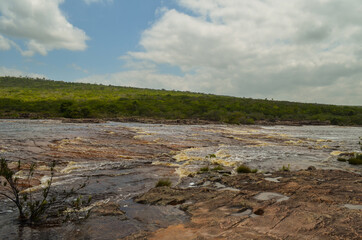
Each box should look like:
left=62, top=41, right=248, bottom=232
left=0, top=120, right=361, bottom=239
left=134, top=169, right=362, bottom=240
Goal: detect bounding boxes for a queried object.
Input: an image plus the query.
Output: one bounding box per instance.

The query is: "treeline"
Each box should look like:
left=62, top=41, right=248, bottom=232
left=1, top=76, right=361, bottom=125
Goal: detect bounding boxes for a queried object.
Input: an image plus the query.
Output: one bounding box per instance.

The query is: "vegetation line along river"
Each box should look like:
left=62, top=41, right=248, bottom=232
left=0, top=120, right=361, bottom=239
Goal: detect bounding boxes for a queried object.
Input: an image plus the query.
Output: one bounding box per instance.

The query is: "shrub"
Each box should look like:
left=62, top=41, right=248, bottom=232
left=348, top=154, right=362, bottom=165
left=0, top=158, right=91, bottom=224
left=155, top=179, right=172, bottom=187
left=236, top=165, right=258, bottom=174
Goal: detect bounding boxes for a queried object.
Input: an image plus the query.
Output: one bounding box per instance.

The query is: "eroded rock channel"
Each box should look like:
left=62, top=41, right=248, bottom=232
left=0, top=120, right=361, bottom=239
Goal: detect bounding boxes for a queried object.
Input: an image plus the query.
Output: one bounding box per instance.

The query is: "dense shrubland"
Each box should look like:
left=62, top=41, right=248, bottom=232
left=1, top=76, right=361, bottom=125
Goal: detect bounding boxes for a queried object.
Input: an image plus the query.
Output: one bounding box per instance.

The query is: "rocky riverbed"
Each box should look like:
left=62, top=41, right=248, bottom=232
left=131, top=169, right=361, bottom=239
left=0, top=120, right=361, bottom=239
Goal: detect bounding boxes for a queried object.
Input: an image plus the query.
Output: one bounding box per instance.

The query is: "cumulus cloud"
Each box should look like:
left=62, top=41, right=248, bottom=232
left=74, top=0, right=362, bottom=105
left=0, top=0, right=89, bottom=56
left=0, top=66, right=47, bottom=79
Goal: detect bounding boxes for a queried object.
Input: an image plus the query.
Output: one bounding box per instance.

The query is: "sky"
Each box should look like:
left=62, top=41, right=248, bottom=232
left=0, top=0, right=361, bottom=106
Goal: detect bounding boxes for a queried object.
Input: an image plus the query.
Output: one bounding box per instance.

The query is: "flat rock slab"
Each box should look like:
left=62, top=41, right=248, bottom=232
left=132, top=169, right=362, bottom=240
left=253, top=192, right=289, bottom=202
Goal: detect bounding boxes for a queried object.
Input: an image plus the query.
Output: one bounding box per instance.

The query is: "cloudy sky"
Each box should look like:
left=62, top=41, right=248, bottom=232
left=1, top=0, right=361, bottom=105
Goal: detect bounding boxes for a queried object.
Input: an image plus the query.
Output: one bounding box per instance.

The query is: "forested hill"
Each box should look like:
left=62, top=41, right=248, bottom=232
left=0, top=76, right=361, bottom=125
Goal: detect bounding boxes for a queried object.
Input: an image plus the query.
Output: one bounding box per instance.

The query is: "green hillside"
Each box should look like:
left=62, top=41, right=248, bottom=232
left=1, top=76, right=361, bottom=125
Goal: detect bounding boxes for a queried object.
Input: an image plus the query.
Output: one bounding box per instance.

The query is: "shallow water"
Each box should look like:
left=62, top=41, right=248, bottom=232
left=0, top=120, right=361, bottom=239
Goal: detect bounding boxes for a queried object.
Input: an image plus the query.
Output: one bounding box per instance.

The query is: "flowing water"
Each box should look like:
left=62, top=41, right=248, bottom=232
left=0, top=120, right=361, bottom=239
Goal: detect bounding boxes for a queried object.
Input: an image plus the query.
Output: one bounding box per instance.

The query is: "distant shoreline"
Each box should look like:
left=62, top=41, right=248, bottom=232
left=0, top=117, right=339, bottom=126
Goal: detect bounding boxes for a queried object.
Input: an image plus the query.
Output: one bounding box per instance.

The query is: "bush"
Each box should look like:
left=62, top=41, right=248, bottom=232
left=236, top=165, right=257, bottom=174
left=0, top=158, right=91, bottom=224
left=155, top=179, right=172, bottom=187
left=348, top=154, right=362, bottom=165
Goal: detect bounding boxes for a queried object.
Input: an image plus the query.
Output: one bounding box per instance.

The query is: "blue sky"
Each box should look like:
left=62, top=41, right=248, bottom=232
left=0, top=0, right=361, bottom=105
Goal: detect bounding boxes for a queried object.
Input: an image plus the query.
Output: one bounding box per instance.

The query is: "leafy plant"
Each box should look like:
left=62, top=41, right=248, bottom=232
left=236, top=165, right=258, bottom=174
left=155, top=179, right=172, bottom=187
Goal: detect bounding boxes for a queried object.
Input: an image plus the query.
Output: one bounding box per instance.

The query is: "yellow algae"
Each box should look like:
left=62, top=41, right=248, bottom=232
left=136, top=131, right=152, bottom=135
left=175, top=167, right=195, bottom=178
left=133, top=135, right=146, bottom=140
left=215, top=149, right=231, bottom=158
left=21, top=176, right=51, bottom=193
left=13, top=170, right=28, bottom=179
left=315, top=145, right=330, bottom=150
left=211, top=159, right=237, bottom=167
left=330, top=151, right=344, bottom=156
left=152, top=161, right=179, bottom=167
left=36, top=165, right=51, bottom=171
left=61, top=161, right=82, bottom=174
left=118, top=155, right=133, bottom=159
left=246, top=141, right=273, bottom=147
left=173, top=153, right=203, bottom=162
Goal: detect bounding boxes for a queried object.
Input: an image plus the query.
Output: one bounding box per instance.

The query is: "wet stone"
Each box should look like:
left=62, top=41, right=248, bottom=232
left=253, top=192, right=290, bottom=202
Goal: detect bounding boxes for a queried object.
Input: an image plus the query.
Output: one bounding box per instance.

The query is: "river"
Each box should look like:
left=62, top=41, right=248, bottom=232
left=0, top=120, right=361, bottom=239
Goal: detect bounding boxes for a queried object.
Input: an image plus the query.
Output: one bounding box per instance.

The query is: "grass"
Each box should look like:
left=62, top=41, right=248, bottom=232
left=279, top=164, right=290, bottom=172
left=337, top=157, right=347, bottom=162
left=198, top=166, right=210, bottom=173
left=211, top=165, right=224, bottom=171
left=236, top=165, right=258, bottom=174
left=1, top=76, right=362, bottom=126
left=347, top=154, right=362, bottom=165
left=155, top=179, right=172, bottom=187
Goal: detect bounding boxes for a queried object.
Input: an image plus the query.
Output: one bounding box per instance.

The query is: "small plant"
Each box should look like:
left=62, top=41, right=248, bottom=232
left=236, top=165, right=258, bottom=174
left=0, top=158, right=91, bottom=224
left=337, top=157, right=347, bottom=162
left=347, top=154, right=362, bottom=165
left=211, top=165, right=224, bottom=171
left=337, top=137, right=362, bottom=165
left=155, top=179, right=172, bottom=187
left=206, top=154, right=216, bottom=158
left=279, top=164, right=290, bottom=172
left=198, top=166, right=210, bottom=173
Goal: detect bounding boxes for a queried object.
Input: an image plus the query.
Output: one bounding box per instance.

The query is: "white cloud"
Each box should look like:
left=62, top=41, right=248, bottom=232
left=0, top=0, right=89, bottom=56
left=0, top=34, right=12, bottom=50
left=70, top=63, right=89, bottom=74
left=83, top=0, right=113, bottom=5
left=114, top=0, right=361, bottom=105
left=0, top=66, right=47, bottom=79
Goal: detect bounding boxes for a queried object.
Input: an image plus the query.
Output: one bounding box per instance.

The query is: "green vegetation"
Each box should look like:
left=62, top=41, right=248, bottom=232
left=236, top=165, right=258, bottom=173
left=279, top=164, right=291, bottom=172
left=198, top=166, right=210, bottom=173
left=211, top=165, right=224, bottom=171
left=347, top=155, right=362, bottom=165
left=155, top=179, right=172, bottom=187
left=1, top=77, right=362, bottom=125
left=0, top=158, right=91, bottom=224
left=337, top=137, right=362, bottom=165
